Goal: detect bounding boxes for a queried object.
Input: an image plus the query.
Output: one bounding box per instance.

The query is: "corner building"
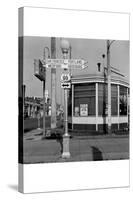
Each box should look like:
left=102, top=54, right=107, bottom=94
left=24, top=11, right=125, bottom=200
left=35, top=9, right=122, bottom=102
left=68, top=73, right=129, bottom=134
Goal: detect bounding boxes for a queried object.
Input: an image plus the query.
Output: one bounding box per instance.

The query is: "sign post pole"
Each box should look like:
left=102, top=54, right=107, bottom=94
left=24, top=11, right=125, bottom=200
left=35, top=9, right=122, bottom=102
left=35, top=39, right=88, bottom=158
left=60, top=39, right=71, bottom=159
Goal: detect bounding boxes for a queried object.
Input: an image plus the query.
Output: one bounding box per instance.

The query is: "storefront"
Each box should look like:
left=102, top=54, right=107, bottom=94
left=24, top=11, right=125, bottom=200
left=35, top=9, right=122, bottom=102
left=69, top=73, right=129, bottom=133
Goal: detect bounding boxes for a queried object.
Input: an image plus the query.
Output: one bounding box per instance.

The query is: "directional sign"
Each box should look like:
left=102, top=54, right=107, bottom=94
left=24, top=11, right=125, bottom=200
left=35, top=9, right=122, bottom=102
left=68, top=59, right=83, bottom=65
left=44, top=58, right=88, bottom=69
left=61, top=73, right=71, bottom=82
left=45, top=59, right=64, bottom=68
left=68, top=60, right=88, bottom=69
left=45, top=59, right=83, bottom=65
left=61, top=82, right=71, bottom=89
left=61, top=59, right=84, bottom=69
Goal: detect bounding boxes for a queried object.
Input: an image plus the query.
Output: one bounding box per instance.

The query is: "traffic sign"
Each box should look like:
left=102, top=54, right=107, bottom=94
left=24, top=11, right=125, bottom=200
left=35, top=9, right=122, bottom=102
left=61, top=73, right=71, bottom=82
left=68, top=59, right=83, bottom=65
left=61, top=59, right=85, bottom=69
left=44, top=58, right=88, bottom=69
left=61, top=82, right=71, bottom=89
left=45, top=58, right=84, bottom=65
left=45, top=59, right=64, bottom=68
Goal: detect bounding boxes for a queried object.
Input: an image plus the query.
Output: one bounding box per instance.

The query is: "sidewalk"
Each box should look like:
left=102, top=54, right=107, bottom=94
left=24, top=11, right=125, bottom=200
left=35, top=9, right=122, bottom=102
left=24, top=128, right=129, bottom=141
left=23, top=128, right=129, bottom=164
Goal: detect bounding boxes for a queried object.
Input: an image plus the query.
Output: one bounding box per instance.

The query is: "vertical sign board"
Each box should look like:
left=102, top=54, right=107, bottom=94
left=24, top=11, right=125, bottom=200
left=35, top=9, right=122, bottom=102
left=34, top=59, right=46, bottom=81
left=80, top=104, right=88, bottom=116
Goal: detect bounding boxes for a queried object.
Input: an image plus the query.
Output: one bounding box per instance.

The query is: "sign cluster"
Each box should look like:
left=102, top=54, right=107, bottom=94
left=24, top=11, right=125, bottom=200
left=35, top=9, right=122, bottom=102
left=43, top=59, right=88, bottom=69
left=34, top=58, right=88, bottom=87
left=61, top=73, right=71, bottom=89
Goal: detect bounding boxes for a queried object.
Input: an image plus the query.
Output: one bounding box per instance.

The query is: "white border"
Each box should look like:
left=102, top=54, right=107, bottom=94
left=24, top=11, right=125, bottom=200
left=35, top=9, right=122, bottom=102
left=22, top=160, right=129, bottom=193
left=20, top=7, right=130, bottom=193
left=22, top=7, right=129, bottom=40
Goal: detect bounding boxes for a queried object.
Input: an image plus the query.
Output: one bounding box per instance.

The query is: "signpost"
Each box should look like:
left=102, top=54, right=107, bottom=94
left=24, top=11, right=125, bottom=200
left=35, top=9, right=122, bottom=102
left=34, top=39, right=88, bottom=159
left=43, top=55, right=87, bottom=158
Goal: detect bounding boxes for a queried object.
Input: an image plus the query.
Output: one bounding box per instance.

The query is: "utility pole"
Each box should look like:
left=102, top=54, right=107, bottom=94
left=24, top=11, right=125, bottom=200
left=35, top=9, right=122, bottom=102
left=103, top=41, right=124, bottom=134
left=107, top=40, right=112, bottom=134
left=43, top=80, right=46, bottom=136
left=51, top=37, right=57, bottom=129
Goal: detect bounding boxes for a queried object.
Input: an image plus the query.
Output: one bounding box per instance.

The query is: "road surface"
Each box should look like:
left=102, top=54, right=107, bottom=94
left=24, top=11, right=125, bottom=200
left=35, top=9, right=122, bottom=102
left=23, top=129, right=129, bottom=164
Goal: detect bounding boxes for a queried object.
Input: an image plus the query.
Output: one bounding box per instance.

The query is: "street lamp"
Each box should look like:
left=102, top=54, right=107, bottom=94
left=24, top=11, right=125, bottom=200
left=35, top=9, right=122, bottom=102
left=60, top=39, right=71, bottom=159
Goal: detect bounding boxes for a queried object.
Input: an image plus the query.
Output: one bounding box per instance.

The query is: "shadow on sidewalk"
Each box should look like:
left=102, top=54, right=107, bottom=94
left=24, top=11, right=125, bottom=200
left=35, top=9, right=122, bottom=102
left=91, top=146, right=103, bottom=161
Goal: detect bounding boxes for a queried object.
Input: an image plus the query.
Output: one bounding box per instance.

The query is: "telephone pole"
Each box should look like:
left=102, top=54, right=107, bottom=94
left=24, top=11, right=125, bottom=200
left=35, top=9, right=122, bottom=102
left=51, top=37, right=57, bottom=129
left=107, top=40, right=112, bottom=135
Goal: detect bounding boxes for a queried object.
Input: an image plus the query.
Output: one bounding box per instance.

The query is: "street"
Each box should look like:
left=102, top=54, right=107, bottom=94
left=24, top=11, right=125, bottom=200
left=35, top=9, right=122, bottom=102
left=23, top=129, right=129, bottom=164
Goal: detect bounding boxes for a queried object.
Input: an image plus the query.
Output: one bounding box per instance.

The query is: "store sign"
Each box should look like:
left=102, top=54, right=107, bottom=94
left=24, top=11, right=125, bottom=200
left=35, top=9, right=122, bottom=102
left=80, top=104, right=88, bottom=116
left=34, top=59, right=45, bottom=81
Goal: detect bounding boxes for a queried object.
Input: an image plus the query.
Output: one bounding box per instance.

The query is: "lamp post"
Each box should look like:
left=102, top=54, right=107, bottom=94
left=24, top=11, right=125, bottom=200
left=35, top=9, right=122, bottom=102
left=60, top=39, right=71, bottom=159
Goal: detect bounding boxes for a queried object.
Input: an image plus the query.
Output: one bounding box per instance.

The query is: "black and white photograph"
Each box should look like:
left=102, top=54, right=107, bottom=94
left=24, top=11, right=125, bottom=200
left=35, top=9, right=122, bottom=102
left=19, top=36, right=129, bottom=164
left=1, top=0, right=133, bottom=198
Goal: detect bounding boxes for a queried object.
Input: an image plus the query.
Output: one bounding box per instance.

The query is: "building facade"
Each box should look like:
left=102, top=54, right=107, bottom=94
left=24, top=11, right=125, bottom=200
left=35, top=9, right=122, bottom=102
left=69, top=73, right=129, bottom=133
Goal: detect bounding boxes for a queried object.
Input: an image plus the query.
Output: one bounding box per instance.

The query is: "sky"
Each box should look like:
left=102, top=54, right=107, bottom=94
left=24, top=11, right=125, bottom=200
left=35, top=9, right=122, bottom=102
left=23, top=36, right=129, bottom=104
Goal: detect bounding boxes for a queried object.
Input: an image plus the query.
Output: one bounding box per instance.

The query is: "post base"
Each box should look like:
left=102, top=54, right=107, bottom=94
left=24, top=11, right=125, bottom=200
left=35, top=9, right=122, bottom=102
left=62, top=152, right=70, bottom=159
left=61, top=134, right=70, bottom=159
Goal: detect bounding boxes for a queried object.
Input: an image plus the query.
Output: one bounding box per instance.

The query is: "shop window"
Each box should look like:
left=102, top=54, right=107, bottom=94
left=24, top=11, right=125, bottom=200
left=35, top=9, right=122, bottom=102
left=98, top=83, right=118, bottom=116
left=111, top=85, right=118, bottom=116
left=120, top=86, right=127, bottom=115
left=98, top=83, right=107, bottom=116
left=74, top=83, right=96, bottom=116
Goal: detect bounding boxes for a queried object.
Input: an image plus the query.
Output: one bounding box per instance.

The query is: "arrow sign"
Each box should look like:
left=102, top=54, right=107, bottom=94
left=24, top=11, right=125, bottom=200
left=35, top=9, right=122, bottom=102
left=61, top=82, right=71, bottom=89
left=44, top=58, right=88, bottom=69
